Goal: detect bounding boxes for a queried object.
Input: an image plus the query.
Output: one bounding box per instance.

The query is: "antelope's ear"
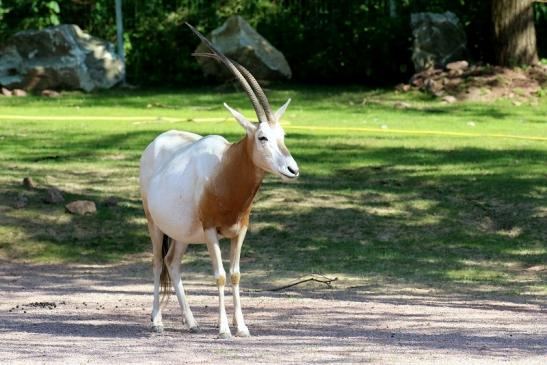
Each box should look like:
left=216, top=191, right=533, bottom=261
left=224, top=103, right=257, bottom=134
left=274, top=98, right=291, bottom=122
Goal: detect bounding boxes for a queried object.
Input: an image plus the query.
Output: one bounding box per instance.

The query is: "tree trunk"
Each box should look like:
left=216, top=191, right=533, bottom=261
left=388, top=0, right=397, bottom=18
left=491, top=0, right=539, bottom=66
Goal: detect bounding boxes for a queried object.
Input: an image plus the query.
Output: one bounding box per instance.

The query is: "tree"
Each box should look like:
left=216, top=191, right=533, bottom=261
left=491, top=0, right=539, bottom=66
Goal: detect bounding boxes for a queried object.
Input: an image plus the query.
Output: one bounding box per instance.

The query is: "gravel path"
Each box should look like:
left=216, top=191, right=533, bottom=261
left=1, top=260, right=545, bottom=364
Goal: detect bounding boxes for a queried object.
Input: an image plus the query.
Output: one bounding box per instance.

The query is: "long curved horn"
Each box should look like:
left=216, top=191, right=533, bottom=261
left=192, top=52, right=276, bottom=124
left=230, top=60, right=275, bottom=124
left=186, top=23, right=268, bottom=124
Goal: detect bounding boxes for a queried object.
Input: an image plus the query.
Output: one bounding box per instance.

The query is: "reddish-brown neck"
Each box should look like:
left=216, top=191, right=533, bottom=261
left=199, top=135, right=264, bottom=232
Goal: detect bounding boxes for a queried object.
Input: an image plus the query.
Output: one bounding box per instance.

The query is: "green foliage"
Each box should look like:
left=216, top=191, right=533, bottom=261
left=0, top=0, right=61, bottom=31
left=0, top=1, right=546, bottom=86
left=122, top=0, right=414, bottom=86
left=0, top=1, right=8, bottom=36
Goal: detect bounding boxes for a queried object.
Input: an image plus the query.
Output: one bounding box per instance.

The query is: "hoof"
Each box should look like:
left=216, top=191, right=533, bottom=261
left=151, top=324, right=164, bottom=333
left=236, top=328, right=251, bottom=337
left=189, top=325, right=201, bottom=333
left=218, top=331, right=232, bottom=339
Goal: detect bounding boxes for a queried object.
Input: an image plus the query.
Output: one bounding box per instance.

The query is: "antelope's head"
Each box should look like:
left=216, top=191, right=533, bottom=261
left=187, top=23, right=299, bottom=181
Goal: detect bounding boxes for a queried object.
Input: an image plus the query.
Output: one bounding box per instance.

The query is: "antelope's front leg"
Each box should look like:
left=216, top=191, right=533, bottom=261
left=230, top=226, right=251, bottom=337
left=204, top=228, right=231, bottom=339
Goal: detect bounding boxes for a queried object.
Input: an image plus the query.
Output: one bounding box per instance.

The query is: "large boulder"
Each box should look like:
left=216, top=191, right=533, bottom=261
left=0, top=24, right=123, bottom=92
left=410, top=11, right=467, bottom=72
left=195, top=16, right=291, bottom=81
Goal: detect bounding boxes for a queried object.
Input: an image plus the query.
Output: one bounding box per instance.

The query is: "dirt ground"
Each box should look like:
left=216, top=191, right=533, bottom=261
left=0, top=259, right=545, bottom=365
left=405, top=63, right=547, bottom=102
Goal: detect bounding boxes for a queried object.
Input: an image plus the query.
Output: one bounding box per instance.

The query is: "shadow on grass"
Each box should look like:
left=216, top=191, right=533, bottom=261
left=0, top=129, right=545, bottom=295
left=0, top=182, right=149, bottom=262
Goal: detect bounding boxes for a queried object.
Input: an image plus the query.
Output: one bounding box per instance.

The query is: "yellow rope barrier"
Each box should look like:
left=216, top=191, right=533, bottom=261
left=0, top=114, right=545, bottom=142
left=284, top=125, right=547, bottom=142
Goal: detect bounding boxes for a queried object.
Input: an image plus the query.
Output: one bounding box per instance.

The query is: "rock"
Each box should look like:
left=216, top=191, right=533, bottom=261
left=442, top=95, right=457, bottom=103
left=0, top=24, right=123, bottom=92
left=446, top=60, right=468, bottom=71
left=103, top=196, right=119, bottom=207
left=393, top=101, right=411, bottom=109
left=13, top=194, right=29, bottom=209
left=424, top=78, right=443, bottom=94
left=44, top=188, right=64, bottom=204
left=409, top=75, right=424, bottom=87
left=22, top=177, right=36, bottom=189
left=444, top=77, right=463, bottom=88
left=12, top=89, right=27, bottom=96
left=459, top=87, right=482, bottom=101
left=409, top=68, right=442, bottom=87
left=1, top=87, right=12, bottom=96
left=195, top=16, right=291, bottom=81
left=395, top=83, right=411, bottom=92
left=65, top=200, right=96, bottom=215
left=447, top=69, right=464, bottom=77
left=41, top=89, right=60, bottom=97
left=411, top=11, right=467, bottom=72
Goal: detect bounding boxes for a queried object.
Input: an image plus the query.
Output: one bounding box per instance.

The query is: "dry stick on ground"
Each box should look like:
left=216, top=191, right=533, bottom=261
left=260, top=274, right=338, bottom=292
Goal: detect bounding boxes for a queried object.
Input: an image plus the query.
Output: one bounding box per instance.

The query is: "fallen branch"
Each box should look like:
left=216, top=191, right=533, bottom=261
left=262, top=274, right=338, bottom=292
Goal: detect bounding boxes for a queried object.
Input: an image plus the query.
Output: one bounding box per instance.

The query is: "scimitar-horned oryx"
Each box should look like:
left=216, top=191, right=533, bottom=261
left=139, top=23, right=299, bottom=338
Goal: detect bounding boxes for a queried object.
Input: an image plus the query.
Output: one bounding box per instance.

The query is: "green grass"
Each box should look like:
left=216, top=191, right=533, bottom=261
left=0, top=87, right=545, bottom=296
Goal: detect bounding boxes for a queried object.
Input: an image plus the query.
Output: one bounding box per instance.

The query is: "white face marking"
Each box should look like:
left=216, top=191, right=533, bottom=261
left=223, top=100, right=299, bottom=181
left=253, top=122, right=299, bottom=180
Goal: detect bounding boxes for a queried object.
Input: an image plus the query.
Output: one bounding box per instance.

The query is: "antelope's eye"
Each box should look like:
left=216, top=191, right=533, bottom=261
left=258, top=136, right=268, bottom=142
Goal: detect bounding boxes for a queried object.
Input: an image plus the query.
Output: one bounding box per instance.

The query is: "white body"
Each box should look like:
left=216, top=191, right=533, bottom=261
left=140, top=130, right=229, bottom=244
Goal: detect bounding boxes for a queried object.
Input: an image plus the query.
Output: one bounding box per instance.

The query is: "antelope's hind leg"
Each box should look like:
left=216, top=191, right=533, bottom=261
left=145, top=212, right=165, bottom=333
left=230, top=226, right=251, bottom=337
left=165, top=240, right=199, bottom=332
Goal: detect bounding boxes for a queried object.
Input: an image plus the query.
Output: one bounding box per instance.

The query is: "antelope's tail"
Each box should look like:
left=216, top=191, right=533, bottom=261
left=160, top=234, right=171, bottom=299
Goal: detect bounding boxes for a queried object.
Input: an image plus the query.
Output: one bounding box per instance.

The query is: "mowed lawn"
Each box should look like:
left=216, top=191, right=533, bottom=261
left=0, top=87, right=545, bottom=296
